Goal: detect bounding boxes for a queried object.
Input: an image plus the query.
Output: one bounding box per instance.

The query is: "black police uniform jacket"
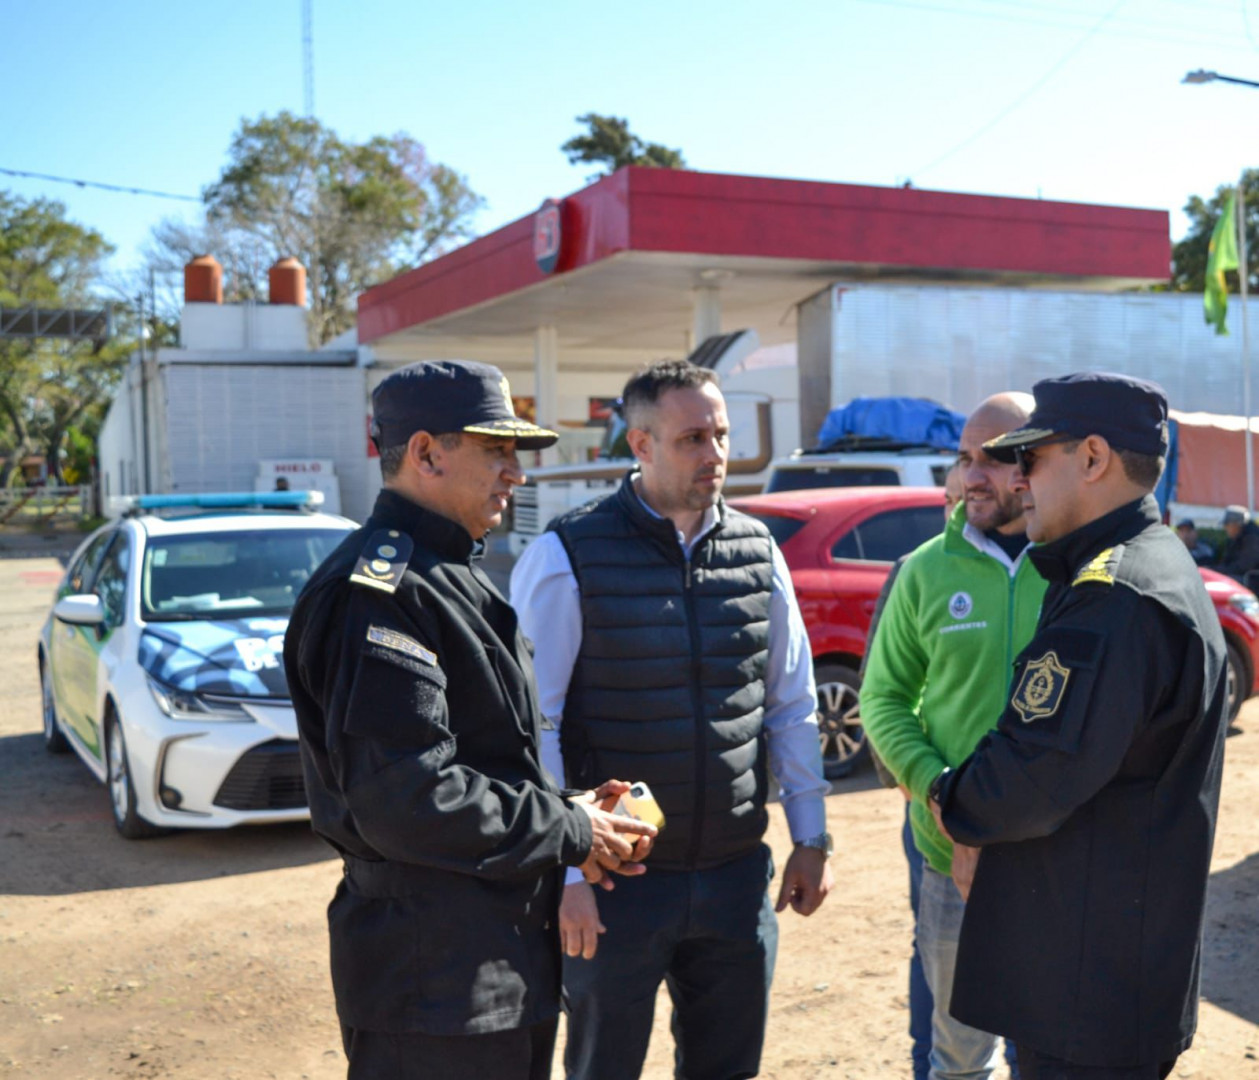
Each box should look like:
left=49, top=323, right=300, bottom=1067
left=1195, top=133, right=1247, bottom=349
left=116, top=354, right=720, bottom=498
left=938, top=496, right=1228, bottom=1067
left=284, top=489, right=593, bottom=1036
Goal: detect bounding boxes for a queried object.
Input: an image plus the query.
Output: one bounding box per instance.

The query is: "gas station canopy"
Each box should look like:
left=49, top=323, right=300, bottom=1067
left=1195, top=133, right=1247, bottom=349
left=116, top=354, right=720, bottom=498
left=358, top=166, right=1170, bottom=362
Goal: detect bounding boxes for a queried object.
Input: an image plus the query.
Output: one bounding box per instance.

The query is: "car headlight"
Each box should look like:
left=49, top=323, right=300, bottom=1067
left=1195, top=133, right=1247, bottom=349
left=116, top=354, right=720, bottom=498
left=1229, top=594, right=1259, bottom=619
left=147, top=676, right=253, bottom=722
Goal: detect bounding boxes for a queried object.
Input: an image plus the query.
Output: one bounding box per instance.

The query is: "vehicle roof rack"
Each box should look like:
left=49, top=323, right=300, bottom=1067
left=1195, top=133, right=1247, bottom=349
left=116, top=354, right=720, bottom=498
left=109, top=491, right=325, bottom=517
left=801, top=436, right=956, bottom=456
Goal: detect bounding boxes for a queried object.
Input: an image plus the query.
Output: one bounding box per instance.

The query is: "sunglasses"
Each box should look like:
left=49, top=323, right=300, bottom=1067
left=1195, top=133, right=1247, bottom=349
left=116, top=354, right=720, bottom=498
left=1013, top=435, right=1077, bottom=477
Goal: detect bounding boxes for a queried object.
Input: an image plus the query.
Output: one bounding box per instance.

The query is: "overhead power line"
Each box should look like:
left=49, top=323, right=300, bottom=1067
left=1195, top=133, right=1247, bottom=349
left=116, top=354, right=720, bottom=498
left=0, top=166, right=201, bottom=203
left=909, top=0, right=1128, bottom=181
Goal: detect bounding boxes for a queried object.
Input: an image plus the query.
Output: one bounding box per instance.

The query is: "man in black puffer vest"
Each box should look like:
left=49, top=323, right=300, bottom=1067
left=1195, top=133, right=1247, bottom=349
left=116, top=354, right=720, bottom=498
left=511, top=360, right=832, bottom=1080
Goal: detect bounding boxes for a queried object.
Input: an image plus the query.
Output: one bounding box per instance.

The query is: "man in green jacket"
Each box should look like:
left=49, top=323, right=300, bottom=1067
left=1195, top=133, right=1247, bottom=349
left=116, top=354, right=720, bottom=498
left=862, top=393, right=1047, bottom=1080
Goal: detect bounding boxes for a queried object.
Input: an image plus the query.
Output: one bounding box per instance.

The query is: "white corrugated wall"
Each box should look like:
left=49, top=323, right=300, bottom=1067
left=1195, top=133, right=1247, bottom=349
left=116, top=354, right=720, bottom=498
left=161, top=365, right=377, bottom=523
left=831, top=288, right=1254, bottom=416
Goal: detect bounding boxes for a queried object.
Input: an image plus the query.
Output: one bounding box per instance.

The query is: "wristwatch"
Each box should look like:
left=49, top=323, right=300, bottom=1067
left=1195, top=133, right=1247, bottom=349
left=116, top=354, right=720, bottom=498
left=795, top=831, right=834, bottom=858
left=928, top=767, right=953, bottom=806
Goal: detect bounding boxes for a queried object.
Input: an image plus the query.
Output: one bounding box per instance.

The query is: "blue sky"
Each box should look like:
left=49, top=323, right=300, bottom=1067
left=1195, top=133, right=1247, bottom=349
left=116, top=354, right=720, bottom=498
left=1, top=0, right=1253, bottom=283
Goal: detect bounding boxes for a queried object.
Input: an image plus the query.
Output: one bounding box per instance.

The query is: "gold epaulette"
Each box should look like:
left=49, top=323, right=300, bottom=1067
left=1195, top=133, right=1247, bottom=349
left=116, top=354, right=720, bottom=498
left=1072, top=545, right=1124, bottom=588
left=349, top=529, right=413, bottom=594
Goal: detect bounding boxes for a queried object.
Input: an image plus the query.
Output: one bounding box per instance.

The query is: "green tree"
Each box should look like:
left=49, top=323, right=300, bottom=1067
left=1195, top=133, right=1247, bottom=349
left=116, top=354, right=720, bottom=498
left=0, top=192, right=123, bottom=488
left=1171, top=169, right=1259, bottom=294
left=148, top=111, right=484, bottom=344
left=562, top=113, right=686, bottom=178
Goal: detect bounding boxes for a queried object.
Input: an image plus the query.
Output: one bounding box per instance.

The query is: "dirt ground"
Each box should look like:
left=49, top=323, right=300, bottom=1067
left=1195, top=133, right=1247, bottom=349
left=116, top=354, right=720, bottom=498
left=2, top=541, right=1257, bottom=1079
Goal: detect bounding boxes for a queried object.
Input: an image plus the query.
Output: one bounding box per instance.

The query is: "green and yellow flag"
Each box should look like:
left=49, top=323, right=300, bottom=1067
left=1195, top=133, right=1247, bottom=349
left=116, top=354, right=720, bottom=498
left=1205, top=189, right=1240, bottom=335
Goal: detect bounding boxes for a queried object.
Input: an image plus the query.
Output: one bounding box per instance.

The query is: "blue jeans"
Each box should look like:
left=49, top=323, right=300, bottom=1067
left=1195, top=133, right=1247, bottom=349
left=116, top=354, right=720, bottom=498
left=562, top=845, right=778, bottom=1080
left=919, top=864, right=1003, bottom=1080
left=905, top=805, right=933, bottom=1080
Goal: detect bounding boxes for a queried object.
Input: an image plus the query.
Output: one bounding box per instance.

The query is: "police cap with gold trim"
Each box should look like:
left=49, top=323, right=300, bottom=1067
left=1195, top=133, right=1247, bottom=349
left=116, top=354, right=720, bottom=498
left=370, top=360, right=559, bottom=452
left=983, top=371, right=1169, bottom=463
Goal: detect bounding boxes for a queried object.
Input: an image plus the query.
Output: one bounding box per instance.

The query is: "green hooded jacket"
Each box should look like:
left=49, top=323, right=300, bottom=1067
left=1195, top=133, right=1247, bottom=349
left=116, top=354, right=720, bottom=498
left=861, top=503, right=1047, bottom=875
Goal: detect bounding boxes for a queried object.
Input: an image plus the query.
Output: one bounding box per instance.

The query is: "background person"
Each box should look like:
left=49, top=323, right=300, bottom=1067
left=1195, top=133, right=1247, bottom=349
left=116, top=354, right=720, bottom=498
left=1217, top=504, right=1259, bottom=583
left=284, top=360, right=657, bottom=1080
left=1174, top=518, right=1213, bottom=565
left=862, top=393, right=1045, bottom=1080
left=932, top=373, right=1227, bottom=1079
left=510, top=360, right=832, bottom=1080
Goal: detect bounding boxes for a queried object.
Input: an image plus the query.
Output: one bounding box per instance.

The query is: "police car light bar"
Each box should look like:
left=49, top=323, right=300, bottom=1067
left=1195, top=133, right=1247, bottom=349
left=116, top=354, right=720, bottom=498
left=109, top=491, right=325, bottom=514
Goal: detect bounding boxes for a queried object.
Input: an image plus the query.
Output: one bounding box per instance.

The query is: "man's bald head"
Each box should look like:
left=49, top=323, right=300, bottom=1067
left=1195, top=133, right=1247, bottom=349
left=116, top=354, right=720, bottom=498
left=967, top=392, right=1035, bottom=436
left=957, top=392, right=1034, bottom=535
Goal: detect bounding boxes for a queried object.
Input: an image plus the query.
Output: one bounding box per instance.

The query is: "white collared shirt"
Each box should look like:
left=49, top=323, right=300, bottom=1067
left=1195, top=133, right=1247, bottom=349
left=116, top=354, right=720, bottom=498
left=961, top=521, right=1031, bottom=576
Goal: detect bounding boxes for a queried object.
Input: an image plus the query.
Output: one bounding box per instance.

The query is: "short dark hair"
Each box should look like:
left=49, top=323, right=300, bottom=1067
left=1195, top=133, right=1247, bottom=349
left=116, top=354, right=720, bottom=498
left=378, top=431, right=463, bottom=480
left=1060, top=438, right=1162, bottom=491
left=379, top=443, right=407, bottom=481
left=622, top=361, right=718, bottom=431
left=1115, top=448, right=1164, bottom=490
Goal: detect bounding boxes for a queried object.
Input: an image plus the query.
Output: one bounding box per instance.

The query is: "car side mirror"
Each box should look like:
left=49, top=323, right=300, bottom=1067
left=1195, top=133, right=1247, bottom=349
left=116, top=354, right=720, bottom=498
left=53, top=594, right=105, bottom=626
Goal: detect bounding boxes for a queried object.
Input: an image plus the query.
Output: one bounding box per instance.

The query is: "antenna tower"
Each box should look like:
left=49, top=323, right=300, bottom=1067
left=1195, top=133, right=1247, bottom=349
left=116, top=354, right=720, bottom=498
left=302, top=0, right=314, bottom=117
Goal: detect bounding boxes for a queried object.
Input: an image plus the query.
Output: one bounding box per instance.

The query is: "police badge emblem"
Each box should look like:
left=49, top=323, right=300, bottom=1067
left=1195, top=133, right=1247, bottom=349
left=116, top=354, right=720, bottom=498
left=1012, top=650, right=1071, bottom=723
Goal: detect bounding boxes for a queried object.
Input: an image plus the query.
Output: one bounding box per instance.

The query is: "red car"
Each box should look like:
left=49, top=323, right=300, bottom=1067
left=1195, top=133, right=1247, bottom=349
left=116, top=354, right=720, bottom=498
left=731, top=487, right=1259, bottom=779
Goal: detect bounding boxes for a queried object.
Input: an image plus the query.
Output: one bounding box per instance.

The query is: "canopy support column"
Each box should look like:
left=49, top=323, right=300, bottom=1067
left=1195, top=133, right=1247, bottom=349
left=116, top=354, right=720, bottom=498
left=534, top=324, right=560, bottom=466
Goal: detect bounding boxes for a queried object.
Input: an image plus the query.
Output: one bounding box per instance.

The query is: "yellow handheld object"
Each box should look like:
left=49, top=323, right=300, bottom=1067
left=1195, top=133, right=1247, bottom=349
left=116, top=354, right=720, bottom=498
left=617, top=781, right=665, bottom=832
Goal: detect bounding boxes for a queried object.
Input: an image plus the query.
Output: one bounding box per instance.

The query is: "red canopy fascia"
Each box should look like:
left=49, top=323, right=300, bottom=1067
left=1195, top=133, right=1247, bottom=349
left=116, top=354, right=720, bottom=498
left=358, top=167, right=1170, bottom=344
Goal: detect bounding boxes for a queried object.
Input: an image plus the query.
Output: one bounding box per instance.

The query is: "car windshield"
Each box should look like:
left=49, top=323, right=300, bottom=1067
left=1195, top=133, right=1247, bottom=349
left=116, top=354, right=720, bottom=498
left=142, top=528, right=348, bottom=619
left=740, top=513, right=807, bottom=548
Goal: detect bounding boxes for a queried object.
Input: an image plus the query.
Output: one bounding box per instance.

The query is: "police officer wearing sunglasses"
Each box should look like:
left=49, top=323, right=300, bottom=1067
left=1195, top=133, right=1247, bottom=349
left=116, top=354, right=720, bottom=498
left=927, top=373, right=1228, bottom=1079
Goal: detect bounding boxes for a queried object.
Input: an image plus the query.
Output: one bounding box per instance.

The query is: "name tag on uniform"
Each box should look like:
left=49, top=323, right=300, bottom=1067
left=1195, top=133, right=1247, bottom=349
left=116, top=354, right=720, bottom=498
left=366, top=625, right=438, bottom=667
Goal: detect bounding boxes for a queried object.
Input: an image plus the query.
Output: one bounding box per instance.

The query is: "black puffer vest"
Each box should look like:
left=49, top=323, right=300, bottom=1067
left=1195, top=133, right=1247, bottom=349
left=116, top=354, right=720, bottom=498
left=549, top=474, right=774, bottom=870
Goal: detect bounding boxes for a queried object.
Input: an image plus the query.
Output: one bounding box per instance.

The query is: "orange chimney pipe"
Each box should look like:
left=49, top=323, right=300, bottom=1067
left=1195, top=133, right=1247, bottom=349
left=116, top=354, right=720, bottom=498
left=184, top=255, right=223, bottom=304
left=268, top=257, right=307, bottom=307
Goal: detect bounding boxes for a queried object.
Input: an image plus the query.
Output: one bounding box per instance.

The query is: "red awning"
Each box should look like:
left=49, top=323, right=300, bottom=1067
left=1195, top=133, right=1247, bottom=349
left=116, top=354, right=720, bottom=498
left=359, top=167, right=1170, bottom=353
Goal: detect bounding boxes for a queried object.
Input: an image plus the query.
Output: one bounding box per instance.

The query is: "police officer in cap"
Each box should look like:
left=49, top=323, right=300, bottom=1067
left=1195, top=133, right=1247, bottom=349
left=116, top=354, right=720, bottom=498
left=926, top=372, right=1228, bottom=1079
left=284, top=360, right=658, bottom=1080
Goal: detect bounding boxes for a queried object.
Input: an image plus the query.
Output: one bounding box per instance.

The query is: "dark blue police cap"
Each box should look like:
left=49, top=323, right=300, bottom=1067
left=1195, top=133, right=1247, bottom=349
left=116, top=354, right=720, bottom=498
left=371, top=360, right=559, bottom=451
left=984, top=371, right=1169, bottom=463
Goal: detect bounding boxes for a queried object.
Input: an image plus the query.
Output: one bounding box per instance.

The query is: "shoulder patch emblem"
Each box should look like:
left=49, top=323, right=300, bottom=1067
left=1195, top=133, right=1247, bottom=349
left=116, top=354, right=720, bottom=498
left=349, top=529, right=413, bottom=594
left=366, top=625, right=437, bottom=667
left=1073, top=545, right=1123, bottom=588
left=1011, top=650, right=1071, bottom=723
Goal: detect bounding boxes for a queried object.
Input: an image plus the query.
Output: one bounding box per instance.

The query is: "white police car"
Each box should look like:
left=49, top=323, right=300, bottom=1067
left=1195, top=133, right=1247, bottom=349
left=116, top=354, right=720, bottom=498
left=37, top=492, right=355, bottom=838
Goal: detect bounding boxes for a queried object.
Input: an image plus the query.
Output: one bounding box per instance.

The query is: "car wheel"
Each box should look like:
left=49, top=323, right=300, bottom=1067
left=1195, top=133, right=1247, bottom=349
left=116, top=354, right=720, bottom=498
left=105, top=712, right=166, bottom=840
left=40, top=659, right=70, bottom=754
left=815, top=662, right=867, bottom=780
left=1225, top=638, right=1248, bottom=723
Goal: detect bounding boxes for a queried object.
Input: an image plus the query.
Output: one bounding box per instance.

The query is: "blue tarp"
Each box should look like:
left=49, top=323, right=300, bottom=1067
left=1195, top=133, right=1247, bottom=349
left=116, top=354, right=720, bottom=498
left=816, top=397, right=967, bottom=451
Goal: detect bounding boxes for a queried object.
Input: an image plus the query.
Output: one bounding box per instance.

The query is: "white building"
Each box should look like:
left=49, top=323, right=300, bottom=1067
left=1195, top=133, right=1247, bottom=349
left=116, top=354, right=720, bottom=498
left=98, top=258, right=375, bottom=523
